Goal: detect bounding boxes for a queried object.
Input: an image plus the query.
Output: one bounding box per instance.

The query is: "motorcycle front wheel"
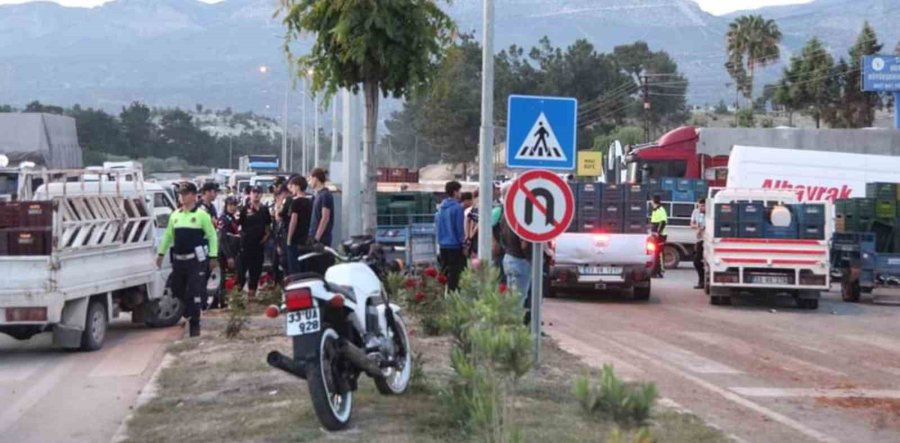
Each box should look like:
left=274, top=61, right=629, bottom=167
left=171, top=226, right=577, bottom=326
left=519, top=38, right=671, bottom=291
left=307, top=328, right=353, bottom=430
left=375, top=313, right=412, bottom=395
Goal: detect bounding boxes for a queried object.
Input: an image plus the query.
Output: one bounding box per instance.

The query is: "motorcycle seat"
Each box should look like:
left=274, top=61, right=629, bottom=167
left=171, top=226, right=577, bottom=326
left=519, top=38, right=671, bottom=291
left=284, top=273, right=357, bottom=303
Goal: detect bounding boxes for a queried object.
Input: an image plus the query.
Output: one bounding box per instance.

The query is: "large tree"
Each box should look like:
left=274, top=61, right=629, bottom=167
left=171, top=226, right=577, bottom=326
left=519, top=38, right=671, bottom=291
left=725, top=15, right=782, bottom=102
left=828, top=22, right=883, bottom=128
left=120, top=102, right=154, bottom=158
left=279, top=0, right=455, bottom=234
left=778, top=37, right=839, bottom=128
left=612, top=41, right=689, bottom=133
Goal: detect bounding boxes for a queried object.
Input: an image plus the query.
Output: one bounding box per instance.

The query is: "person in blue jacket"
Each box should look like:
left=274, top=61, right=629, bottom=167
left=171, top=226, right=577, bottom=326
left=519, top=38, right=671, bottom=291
left=436, top=181, right=465, bottom=291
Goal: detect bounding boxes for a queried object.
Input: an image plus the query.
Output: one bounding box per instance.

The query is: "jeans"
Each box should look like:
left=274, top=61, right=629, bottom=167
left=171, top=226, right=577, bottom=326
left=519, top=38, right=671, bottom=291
left=287, top=244, right=311, bottom=275
left=503, top=254, right=532, bottom=307
left=439, top=248, right=466, bottom=291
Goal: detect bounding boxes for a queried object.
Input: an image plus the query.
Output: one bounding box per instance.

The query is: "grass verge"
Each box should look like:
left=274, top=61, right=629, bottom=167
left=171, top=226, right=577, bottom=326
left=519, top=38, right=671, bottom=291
left=123, top=314, right=728, bottom=442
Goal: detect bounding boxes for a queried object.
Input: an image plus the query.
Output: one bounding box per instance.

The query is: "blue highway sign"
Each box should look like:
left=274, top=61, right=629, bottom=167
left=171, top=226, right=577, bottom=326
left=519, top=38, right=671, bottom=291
left=862, top=55, right=900, bottom=92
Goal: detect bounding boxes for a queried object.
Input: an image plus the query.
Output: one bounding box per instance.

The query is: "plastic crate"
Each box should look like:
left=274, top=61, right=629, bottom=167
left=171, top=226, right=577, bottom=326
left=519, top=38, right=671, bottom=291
left=624, top=219, right=648, bottom=234
left=715, top=203, right=738, bottom=223
left=624, top=201, right=648, bottom=218
left=763, top=223, right=798, bottom=239
left=578, top=208, right=601, bottom=225
left=0, top=202, right=21, bottom=229
left=715, top=222, right=737, bottom=238
left=6, top=228, right=51, bottom=256
left=660, top=178, right=677, bottom=191
left=799, top=224, right=825, bottom=240
left=626, top=184, right=648, bottom=202
left=603, top=184, right=625, bottom=202
left=567, top=214, right=580, bottom=233
left=601, top=202, right=623, bottom=223
left=694, top=180, right=709, bottom=196
left=676, top=179, right=694, bottom=191
left=739, top=222, right=763, bottom=238
left=19, top=201, right=53, bottom=228
left=577, top=183, right=603, bottom=209
left=671, top=189, right=696, bottom=202
left=833, top=232, right=876, bottom=253
left=600, top=220, right=623, bottom=233
left=794, top=203, right=826, bottom=225
left=652, top=190, right=673, bottom=202
left=875, top=200, right=897, bottom=220
left=866, top=182, right=898, bottom=201
left=739, top=202, right=765, bottom=224
left=671, top=202, right=694, bottom=218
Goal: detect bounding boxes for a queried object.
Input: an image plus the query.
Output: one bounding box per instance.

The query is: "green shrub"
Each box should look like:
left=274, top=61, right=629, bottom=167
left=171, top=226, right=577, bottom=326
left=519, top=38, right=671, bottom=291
left=440, top=264, right=532, bottom=442
left=573, top=364, right=658, bottom=424
left=394, top=267, right=448, bottom=335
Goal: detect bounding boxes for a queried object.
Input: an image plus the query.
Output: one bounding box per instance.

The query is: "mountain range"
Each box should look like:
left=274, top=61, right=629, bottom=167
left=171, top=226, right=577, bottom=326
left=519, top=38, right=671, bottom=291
left=0, top=0, right=897, bottom=117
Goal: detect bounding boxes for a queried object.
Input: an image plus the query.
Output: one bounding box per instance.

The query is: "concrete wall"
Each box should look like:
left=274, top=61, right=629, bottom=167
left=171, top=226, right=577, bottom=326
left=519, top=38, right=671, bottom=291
left=698, top=127, right=900, bottom=157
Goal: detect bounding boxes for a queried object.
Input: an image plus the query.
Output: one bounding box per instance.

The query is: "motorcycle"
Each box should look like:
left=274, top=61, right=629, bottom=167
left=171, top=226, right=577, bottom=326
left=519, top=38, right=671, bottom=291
left=265, top=236, right=412, bottom=430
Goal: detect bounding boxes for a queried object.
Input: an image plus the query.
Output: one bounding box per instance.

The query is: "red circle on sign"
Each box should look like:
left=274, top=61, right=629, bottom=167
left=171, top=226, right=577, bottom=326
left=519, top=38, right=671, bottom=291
left=504, top=169, right=574, bottom=243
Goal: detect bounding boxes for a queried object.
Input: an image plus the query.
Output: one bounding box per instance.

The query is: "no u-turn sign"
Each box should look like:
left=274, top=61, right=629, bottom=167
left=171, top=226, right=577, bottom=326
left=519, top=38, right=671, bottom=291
left=504, top=170, right=574, bottom=242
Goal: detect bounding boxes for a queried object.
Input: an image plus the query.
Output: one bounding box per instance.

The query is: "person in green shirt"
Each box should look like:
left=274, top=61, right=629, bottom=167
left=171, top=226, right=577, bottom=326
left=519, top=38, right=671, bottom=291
left=156, top=182, right=219, bottom=337
left=650, top=194, right=668, bottom=278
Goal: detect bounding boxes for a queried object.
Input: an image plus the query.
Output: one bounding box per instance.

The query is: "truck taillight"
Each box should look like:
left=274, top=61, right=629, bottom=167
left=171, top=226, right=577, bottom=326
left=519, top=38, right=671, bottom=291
left=646, top=239, right=657, bottom=255
left=285, top=288, right=313, bottom=311
left=5, top=307, right=47, bottom=322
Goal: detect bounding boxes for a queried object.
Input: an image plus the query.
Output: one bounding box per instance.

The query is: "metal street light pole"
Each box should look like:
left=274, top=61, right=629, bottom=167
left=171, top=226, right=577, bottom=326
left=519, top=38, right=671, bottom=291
left=301, top=81, right=307, bottom=173
left=282, top=77, right=289, bottom=173
left=313, top=94, right=320, bottom=168
left=331, top=97, right=339, bottom=162
left=477, top=0, right=495, bottom=264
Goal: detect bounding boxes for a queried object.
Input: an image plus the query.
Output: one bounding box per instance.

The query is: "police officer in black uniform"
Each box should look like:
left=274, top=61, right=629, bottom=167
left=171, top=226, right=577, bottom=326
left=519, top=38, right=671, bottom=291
left=156, top=183, right=219, bottom=337
left=196, top=182, right=219, bottom=309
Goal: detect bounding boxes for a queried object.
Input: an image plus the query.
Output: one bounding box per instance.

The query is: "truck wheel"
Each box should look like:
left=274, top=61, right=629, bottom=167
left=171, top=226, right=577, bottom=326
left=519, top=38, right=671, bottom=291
left=841, top=280, right=861, bottom=303
left=633, top=281, right=651, bottom=301
left=80, top=300, right=108, bottom=352
left=144, top=278, right=185, bottom=328
left=663, top=245, right=680, bottom=269
left=798, top=298, right=819, bottom=310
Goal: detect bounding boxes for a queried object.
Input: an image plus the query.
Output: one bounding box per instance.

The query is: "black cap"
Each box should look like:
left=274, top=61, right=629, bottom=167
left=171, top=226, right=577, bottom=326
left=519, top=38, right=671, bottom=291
left=200, top=182, right=219, bottom=193
left=224, top=196, right=239, bottom=205
left=179, top=182, right=198, bottom=194
left=250, top=185, right=264, bottom=193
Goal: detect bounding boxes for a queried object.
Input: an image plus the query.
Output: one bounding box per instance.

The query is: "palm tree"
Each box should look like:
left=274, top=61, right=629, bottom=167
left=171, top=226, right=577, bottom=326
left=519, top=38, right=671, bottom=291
left=725, top=15, right=782, bottom=102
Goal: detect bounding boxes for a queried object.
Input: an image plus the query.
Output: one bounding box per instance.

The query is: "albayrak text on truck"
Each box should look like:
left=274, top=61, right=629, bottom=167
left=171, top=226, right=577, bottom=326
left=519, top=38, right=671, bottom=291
left=761, top=179, right=852, bottom=202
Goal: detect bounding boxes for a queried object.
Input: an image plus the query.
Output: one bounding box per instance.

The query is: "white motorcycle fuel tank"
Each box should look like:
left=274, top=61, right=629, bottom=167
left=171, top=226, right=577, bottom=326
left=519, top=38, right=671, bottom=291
left=324, top=262, right=382, bottom=327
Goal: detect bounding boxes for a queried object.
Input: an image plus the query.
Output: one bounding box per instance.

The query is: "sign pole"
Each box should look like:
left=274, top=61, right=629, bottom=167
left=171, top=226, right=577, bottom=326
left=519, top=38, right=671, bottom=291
left=895, top=92, right=900, bottom=130
left=530, top=244, right=543, bottom=366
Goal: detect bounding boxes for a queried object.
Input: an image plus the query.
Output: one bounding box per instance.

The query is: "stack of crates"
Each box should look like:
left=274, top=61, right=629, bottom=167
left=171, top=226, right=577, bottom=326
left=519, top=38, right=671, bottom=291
left=737, top=202, right=765, bottom=238
left=657, top=177, right=706, bottom=203
left=866, top=182, right=899, bottom=252
left=624, top=184, right=649, bottom=233
left=763, top=206, right=798, bottom=239
left=795, top=203, right=826, bottom=240
left=835, top=198, right=876, bottom=233
left=574, top=183, right=603, bottom=232
left=600, top=183, right=625, bottom=232
left=0, top=201, right=53, bottom=256
left=714, top=203, right=738, bottom=237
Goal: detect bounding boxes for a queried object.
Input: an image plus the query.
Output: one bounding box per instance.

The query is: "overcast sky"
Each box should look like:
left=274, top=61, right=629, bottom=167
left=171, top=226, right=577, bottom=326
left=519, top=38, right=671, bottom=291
left=0, top=0, right=815, bottom=16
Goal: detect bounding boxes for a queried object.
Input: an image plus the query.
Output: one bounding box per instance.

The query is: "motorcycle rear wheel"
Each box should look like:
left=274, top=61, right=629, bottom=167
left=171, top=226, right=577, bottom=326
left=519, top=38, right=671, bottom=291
left=375, top=313, right=412, bottom=395
left=307, top=328, right=353, bottom=431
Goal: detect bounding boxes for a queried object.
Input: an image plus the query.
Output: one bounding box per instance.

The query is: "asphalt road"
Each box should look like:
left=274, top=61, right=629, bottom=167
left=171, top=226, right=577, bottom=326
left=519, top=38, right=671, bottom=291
left=0, top=317, right=182, bottom=443
left=545, top=268, right=900, bottom=443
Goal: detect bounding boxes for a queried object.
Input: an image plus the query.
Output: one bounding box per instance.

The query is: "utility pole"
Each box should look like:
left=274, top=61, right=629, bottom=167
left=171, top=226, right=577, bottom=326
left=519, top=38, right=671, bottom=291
left=228, top=136, right=233, bottom=169
left=413, top=136, right=419, bottom=170
left=282, top=79, right=289, bottom=173
left=301, top=85, right=307, bottom=173
left=331, top=96, right=339, bottom=162
left=641, top=75, right=650, bottom=141
left=476, top=0, right=495, bottom=264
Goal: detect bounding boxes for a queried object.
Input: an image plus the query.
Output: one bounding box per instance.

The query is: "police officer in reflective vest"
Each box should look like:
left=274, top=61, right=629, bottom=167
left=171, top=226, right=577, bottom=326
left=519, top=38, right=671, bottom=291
left=650, top=194, right=668, bottom=278
left=156, top=182, right=219, bottom=337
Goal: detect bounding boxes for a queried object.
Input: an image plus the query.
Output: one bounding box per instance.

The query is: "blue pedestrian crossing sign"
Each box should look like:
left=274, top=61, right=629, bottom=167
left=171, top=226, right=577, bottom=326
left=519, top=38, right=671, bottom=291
left=506, top=95, right=577, bottom=170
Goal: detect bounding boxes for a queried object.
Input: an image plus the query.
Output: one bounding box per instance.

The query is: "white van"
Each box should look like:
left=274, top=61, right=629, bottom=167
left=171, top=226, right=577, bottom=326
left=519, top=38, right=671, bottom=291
left=727, top=146, right=900, bottom=202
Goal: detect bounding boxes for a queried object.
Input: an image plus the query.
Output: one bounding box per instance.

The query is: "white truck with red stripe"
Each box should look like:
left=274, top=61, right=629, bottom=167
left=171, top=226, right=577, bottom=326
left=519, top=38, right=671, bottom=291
left=704, top=188, right=832, bottom=309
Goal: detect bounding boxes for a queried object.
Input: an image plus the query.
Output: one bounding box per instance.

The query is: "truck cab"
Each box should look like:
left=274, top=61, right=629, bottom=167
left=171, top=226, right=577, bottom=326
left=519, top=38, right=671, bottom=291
left=623, top=126, right=728, bottom=187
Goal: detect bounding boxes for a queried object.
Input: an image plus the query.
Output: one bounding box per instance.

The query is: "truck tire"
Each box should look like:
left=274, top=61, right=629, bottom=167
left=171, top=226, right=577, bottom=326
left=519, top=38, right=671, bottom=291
left=841, top=280, right=861, bottom=303
left=797, top=298, right=819, bottom=310
left=80, top=300, right=108, bottom=352
left=663, top=245, right=680, bottom=269
left=633, top=281, right=651, bottom=301
left=144, top=278, right=185, bottom=328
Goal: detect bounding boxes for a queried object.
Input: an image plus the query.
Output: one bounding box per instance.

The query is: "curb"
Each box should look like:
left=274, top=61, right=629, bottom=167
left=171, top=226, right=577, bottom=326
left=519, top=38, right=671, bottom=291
left=109, top=345, right=177, bottom=443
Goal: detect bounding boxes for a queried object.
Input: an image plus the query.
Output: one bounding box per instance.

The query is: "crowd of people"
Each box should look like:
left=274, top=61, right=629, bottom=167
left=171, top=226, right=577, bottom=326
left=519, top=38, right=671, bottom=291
left=157, top=168, right=335, bottom=336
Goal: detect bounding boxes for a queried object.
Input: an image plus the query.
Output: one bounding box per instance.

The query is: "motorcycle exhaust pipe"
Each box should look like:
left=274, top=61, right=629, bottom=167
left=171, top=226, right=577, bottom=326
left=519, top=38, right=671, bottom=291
left=267, top=351, right=307, bottom=380
left=339, top=341, right=385, bottom=379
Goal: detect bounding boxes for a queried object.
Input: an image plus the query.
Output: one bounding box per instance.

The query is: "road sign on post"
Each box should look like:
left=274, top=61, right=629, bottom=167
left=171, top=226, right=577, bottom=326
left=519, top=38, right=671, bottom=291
left=861, top=55, right=900, bottom=129
left=504, top=170, right=574, bottom=366
left=577, top=151, right=603, bottom=177
left=507, top=95, right=577, bottom=170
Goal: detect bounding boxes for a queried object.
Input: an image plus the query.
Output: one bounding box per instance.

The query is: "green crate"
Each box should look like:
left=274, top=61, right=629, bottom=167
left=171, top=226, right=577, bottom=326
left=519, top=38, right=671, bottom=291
left=866, top=182, right=899, bottom=201
left=841, top=198, right=876, bottom=218
left=876, top=199, right=898, bottom=220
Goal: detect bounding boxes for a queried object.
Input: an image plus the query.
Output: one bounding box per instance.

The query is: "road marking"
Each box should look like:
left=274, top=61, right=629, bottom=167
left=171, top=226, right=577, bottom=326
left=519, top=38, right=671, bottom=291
left=602, top=335, right=840, bottom=443
left=841, top=334, right=900, bottom=355
left=730, top=388, right=900, bottom=399
left=681, top=331, right=848, bottom=378
left=549, top=330, right=644, bottom=380
left=611, top=332, right=742, bottom=375
left=0, top=359, right=73, bottom=433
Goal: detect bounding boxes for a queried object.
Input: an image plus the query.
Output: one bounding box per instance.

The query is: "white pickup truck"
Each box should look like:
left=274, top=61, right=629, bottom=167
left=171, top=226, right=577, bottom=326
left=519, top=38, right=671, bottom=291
left=0, top=168, right=183, bottom=351
left=549, top=232, right=656, bottom=300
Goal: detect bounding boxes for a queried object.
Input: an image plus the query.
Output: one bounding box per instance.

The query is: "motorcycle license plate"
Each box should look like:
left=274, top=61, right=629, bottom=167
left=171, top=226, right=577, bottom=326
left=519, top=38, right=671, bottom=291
left=286, top=307, right=321, bottom=336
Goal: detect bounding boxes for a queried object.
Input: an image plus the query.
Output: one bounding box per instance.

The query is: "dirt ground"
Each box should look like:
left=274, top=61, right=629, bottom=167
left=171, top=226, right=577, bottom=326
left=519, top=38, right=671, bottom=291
left=121, top=311, right=727, bottom=443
